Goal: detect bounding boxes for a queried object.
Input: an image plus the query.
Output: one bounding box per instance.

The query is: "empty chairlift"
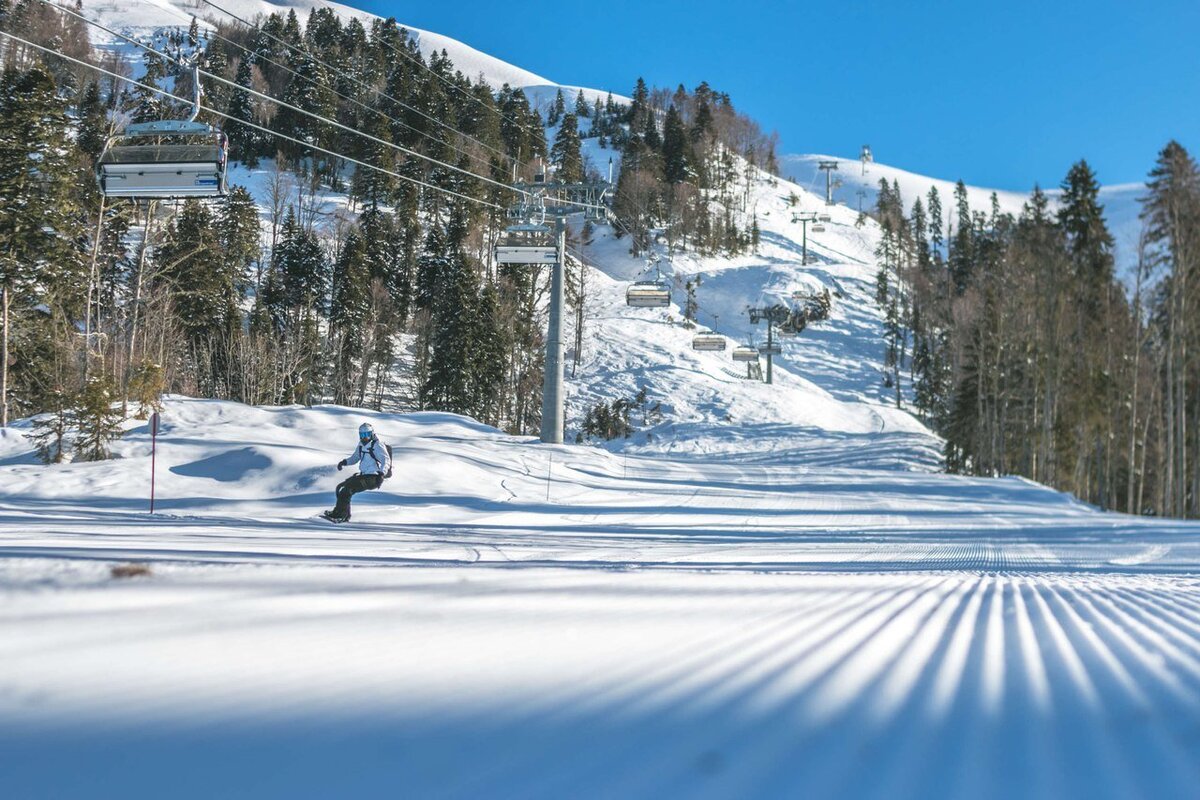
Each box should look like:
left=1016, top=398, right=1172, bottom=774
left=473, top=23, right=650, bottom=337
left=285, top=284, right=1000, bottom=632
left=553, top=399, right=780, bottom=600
left=691, top=333, right=727, bottom=351
left=97, top=120, right=228, bottom=199
left=97, top=58, right=227, bottom=200
left=626, top=280, right=671, bottom=308
left=495, top=222, right=557, bottom=265
left=732, top=345, right=760, bottom=362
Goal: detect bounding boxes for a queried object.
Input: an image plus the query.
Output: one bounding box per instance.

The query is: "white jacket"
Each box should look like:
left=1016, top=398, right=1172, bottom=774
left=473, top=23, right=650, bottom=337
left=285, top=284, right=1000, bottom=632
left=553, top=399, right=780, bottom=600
left=344, top=436, right=390, bottom=476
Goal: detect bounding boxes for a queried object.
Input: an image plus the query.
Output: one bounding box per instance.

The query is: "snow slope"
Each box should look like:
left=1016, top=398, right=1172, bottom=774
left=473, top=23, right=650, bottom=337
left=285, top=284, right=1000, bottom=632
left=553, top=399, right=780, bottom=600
left=562, top=163, right=939, bottom=468
left=2, top=398, right=1200, bottom=798
left=781, top=153, right=1145, bottom=281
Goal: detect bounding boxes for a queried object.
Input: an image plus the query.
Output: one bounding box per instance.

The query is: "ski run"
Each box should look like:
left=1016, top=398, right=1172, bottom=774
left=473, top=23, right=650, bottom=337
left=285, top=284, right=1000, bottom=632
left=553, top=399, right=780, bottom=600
left=1, top=1, right=1198, bottom=798
left=3, top=400, right=1200, bottom=798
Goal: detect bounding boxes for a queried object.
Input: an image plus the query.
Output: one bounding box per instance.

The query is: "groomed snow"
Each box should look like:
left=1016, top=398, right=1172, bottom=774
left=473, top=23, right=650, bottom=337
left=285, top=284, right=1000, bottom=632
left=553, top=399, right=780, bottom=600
left=2, top=398, right=1200, bottom=798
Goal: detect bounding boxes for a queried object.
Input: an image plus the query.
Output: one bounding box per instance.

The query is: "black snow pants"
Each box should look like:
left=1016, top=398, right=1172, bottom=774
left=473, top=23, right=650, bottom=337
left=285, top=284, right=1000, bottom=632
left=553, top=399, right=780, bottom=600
left=332, top=473, right=384, bottom=519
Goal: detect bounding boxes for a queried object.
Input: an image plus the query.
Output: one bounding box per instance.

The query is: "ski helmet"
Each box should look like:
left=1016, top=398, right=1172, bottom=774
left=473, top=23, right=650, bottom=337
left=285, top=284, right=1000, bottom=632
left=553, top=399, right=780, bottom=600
left=358, top=422, right=375, bottom=441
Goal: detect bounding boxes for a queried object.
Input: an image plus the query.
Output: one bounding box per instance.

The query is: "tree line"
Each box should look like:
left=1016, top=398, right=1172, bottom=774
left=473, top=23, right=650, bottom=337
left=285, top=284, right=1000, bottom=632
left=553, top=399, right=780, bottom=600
left=874, top=144, right=1200, bottom=517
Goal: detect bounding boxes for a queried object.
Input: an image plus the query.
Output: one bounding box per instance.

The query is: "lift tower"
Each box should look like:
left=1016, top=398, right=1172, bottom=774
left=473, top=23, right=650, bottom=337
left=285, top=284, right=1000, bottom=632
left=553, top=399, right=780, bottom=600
left=817, top=160, right=839, bottom=205
left=747, top=304, right=790, bottom=385
left=498, top=179, right=610, bottom=444
left=792, top=212, right=832, bottom=265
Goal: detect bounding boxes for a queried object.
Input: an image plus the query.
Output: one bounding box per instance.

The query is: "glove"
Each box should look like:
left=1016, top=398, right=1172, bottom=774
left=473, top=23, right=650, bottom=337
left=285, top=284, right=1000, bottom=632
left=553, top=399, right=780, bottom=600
left=337, top=460, right=346, bottom=471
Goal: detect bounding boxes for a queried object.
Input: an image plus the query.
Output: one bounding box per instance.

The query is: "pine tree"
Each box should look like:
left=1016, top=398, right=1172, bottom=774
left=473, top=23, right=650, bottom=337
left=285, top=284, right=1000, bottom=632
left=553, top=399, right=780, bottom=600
left=158, top=202, right=228, bottom=338
left=911, top=197, right=930, bottom=273
left=470, top=280, right=507, bottom=425
left=226, top=57, right=262, bottom=165
left=1059, top=160, right=1115, bottom=293
left=414, top=223, right=448, bottom=314
left=330, top=227, right=370, bottom=402
left=548, top=88, right=565, bottom=126
left=949, top=180, right=973, bottom=292
left=628, top=78, right=650, bottom=128
left=926, top=185, right=944, bottom=259
left=130, top=50, right=167, bottom=123
left=275, top=52, right=336, bottom=161
left=574, top=89, right=589, bottom=119
left=0, top=67, right=87, bottom=422
left=31, top=386, right=73, bottom=463
left=73, top=374, right=124, bottom=462
left=1142, top=141, right=1200, bottom=516
left=76, top=81, right=108, bottom=161
left=351, top=110, right=398, bottom=205
left=421, top=250, right=478, bottom=414
left=690, top=82, right=714, bottom=144
left=127, top=358, right=165, bottom=420
left=550, top=113, right=584, bottom=183
left=220, top=187, right=261, bottom=297
left=0, top=67, right=85, bottom=298
left=662, top=105, right=690, bottom=184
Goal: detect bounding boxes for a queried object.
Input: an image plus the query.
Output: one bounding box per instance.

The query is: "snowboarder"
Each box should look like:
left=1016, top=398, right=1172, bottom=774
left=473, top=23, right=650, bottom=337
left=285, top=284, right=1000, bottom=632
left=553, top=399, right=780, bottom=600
left=323, top=422, right=391, bottom=523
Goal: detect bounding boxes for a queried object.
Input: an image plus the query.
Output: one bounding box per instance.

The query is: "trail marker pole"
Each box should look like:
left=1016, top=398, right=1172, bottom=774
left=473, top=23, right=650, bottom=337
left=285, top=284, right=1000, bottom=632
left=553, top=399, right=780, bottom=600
left=546, top=455, right=553, bottom=503
left=149, top=411, right=159, bottom=514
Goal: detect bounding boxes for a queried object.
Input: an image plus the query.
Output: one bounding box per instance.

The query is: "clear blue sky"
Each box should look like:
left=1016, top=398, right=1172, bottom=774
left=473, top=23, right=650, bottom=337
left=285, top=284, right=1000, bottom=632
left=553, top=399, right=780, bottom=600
left=358, top=0, right=1199, bottom=190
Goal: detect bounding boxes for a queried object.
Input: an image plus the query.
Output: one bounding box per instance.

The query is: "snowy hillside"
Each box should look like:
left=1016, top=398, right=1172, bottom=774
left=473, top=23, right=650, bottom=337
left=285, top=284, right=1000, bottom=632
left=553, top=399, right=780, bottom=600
left=86, top=0, right=624, bottom=107
left=782, top=153, right=1145, bottom=280
left=566, top=166, right=939, bottom=468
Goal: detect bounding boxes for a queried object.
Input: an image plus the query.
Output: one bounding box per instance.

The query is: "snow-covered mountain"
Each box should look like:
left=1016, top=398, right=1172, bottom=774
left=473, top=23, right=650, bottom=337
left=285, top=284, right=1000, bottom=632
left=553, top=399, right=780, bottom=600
left=86, top=0, right=624, bottom=107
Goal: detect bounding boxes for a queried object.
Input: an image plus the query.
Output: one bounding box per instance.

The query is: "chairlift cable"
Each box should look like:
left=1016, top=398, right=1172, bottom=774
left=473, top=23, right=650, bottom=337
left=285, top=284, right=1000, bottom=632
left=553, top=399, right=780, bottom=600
left=0, top=31, right=501, bottom=210
left=41, top=2, right=525, bottom=203
left=103, top=0, right=498, bottom=168
left=192, top=0, right=517, bottom=169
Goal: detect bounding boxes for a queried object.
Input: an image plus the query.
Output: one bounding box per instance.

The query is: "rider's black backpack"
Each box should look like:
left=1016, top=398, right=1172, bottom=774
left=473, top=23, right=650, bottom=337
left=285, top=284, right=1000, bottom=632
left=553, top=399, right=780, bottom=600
left=383, top=444, right=394, bottom=479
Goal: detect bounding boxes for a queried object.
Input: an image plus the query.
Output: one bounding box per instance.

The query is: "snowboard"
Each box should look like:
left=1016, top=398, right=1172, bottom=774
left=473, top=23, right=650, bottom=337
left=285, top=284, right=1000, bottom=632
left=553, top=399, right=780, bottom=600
left=321, top=510, right=349, bottom=524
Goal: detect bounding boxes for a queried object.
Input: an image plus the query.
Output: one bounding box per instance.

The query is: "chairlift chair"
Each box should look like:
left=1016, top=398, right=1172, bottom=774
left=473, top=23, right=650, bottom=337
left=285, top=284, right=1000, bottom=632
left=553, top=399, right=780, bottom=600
left=97, top=120, right=228, bottom=199
left=758, top=342, right=783, bottom=356
left=732, top=345, right=760, bottom=362
left=494, top=219, right=557, bottom=265
left=810, top=224, right=826, bottom=233
left=691, top=334, right=726, bottom=352
left=626, top=280, right=671, bottom=308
